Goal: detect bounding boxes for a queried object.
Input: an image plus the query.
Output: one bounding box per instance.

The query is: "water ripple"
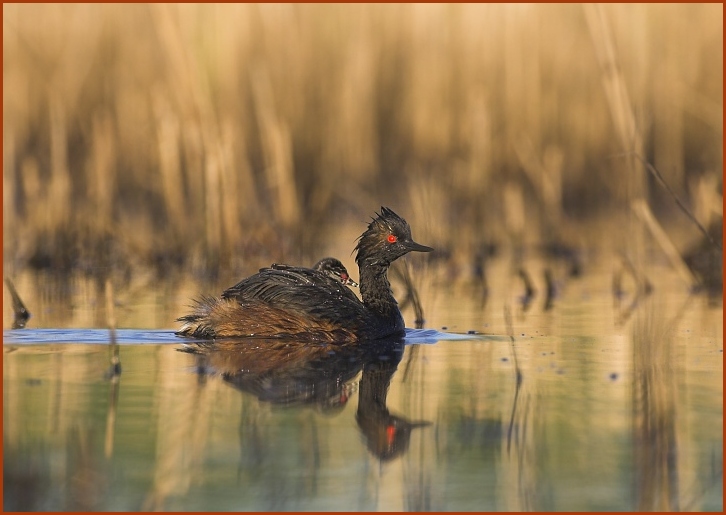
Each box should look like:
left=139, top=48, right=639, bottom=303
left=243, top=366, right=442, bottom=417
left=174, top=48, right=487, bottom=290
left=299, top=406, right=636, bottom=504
left=2, top=329, right=181, bottom=345
left=2, top=328, right=506, bottom=346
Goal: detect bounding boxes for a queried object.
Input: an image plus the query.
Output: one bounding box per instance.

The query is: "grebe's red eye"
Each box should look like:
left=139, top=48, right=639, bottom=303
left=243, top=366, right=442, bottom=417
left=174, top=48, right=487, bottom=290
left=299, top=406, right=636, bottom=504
left=386, top=425, right=396, bottom=445
left=387, top=234, right=397, bottom=243
left=340, top=273, right=348, bottom=281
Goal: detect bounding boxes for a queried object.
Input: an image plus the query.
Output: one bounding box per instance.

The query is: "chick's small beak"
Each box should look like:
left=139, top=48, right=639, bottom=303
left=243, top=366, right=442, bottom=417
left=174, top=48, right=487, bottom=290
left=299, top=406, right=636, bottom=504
left=340, top=273, right=359, bottom=287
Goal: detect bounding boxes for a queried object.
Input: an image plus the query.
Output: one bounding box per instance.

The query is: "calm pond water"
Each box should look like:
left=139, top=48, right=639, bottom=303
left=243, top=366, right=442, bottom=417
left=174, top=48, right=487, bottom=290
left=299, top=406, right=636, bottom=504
left=3, top=257, right=723, bottom=511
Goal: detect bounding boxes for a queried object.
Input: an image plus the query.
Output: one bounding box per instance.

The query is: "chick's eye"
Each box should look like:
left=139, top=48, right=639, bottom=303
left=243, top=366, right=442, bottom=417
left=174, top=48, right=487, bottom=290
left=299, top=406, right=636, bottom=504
left=387, top=234, right=397, bottom=243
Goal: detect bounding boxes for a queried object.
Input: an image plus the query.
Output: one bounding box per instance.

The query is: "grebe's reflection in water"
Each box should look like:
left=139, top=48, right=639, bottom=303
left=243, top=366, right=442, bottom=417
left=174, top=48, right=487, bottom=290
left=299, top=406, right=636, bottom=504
left=181, top=337, right=430, bottom=461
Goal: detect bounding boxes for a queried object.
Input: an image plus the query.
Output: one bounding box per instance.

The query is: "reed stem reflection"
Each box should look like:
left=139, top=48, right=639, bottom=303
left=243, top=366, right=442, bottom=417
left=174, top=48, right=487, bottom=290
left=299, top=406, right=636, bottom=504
left=630, top=292, right=703, bottom=511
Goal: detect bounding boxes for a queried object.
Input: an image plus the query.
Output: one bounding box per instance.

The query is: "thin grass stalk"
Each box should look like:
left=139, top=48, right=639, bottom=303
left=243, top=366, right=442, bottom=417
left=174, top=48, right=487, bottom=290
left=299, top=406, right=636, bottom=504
left=89, top=111, right=116, bottom=230
left=154, top=92, right=187, bottom=239
left=203, top=146, right=222, bottom=262
left=632, top=199, right=696, bottom=286
left=20, top=157, right=41, bottom=251
left=48, top=93, right=71, bottom=229
left=218, top=123, right=244, bottom=257
left=583, top=3, right=645, bottom=201
left=251, top=66, right=301, bottom=229
left=3, top=130, right=17, bottom=261
left=514, top=138, right=564, bottom=237
left=692, top=172, right=722, bottom=225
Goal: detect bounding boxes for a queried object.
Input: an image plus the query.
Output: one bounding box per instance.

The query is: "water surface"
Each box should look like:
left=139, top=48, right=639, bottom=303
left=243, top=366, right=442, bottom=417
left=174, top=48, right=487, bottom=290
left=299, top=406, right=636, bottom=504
left=3, top=260, right=723, bottom=511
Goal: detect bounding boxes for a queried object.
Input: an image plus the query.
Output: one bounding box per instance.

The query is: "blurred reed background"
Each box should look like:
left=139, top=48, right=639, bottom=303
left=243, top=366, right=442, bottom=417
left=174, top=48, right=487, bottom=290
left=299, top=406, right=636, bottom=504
left=3, top=3, right=722, bottom=282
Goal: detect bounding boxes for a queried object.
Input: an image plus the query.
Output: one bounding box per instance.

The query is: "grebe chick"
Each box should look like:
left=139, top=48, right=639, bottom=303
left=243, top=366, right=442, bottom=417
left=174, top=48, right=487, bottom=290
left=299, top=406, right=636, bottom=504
left=176, top=207, right=432, bottom=341
left=270, top=258, right=358, bottom=287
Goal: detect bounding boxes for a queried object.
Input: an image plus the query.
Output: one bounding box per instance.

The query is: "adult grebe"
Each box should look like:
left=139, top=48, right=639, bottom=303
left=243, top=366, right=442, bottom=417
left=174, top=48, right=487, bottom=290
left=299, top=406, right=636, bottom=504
left=176, top=207, right=432, bottom=341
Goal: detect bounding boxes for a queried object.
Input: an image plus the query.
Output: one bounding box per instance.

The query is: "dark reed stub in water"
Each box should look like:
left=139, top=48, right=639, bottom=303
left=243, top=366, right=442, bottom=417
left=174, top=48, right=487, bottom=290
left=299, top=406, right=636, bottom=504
left=176, top=207, right=433, bottom=341
left=5, top=278, right=31, bottom=329
left=683, top=217, right=722, bottom=295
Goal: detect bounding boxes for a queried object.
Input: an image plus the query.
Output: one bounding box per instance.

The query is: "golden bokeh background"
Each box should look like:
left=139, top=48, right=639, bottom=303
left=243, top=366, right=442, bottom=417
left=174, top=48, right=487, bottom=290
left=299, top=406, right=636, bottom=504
left=3, top=3, right=722, bottom=277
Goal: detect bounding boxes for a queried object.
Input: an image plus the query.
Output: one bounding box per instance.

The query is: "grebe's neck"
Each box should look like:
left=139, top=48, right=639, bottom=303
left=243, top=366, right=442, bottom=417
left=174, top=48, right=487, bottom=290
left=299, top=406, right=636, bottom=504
left=358, top=261, right=404, bottom=332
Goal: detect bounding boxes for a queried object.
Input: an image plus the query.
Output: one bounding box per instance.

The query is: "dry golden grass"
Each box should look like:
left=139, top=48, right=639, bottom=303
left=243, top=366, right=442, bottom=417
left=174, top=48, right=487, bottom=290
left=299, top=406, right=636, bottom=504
left=3, top=4, right=722, bottom=277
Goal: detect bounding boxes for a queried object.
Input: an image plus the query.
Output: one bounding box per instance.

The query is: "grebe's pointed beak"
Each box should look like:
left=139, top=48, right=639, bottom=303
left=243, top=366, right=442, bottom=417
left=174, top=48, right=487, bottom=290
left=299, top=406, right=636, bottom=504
left=404, top=240, right=434, bottom=253
left=344, top=276, right=359, bottom=287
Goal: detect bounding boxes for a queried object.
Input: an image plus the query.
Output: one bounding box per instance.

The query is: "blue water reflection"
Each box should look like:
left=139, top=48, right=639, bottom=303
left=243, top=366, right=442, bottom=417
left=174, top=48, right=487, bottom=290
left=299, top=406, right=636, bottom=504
left=2, top=327, right=499, bottom=345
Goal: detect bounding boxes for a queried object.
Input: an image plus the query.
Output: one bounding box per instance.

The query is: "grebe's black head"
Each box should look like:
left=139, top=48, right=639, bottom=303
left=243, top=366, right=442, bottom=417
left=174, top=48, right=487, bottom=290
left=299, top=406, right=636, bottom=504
left=313, top=257, right=359, bottom=287
left=355, top=207, right=433, bottom=267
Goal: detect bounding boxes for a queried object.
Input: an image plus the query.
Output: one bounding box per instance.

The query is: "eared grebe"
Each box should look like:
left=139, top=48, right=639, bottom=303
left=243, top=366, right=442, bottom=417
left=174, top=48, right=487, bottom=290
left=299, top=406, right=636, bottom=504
left=176, top=207, right=432, bottom=341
